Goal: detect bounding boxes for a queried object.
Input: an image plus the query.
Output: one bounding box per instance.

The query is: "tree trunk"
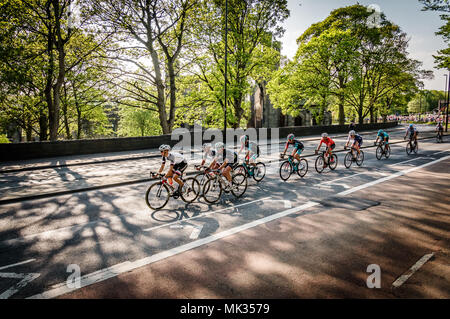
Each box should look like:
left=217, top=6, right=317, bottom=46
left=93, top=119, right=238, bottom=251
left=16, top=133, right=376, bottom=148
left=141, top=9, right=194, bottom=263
left=39, top=109, right=48, bottom=140
left=167, top=60, right=177, bottom=132
left=338, top=93, right=345, bottom=125
left=358, top=103, right=364, bottom=124
left=62, top=84, right=71, bottom=139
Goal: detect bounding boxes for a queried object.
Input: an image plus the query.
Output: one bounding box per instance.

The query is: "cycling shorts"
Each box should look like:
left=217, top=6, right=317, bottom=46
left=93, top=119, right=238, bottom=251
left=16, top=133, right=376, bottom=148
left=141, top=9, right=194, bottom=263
left=172, top=161, right=187, bottom=175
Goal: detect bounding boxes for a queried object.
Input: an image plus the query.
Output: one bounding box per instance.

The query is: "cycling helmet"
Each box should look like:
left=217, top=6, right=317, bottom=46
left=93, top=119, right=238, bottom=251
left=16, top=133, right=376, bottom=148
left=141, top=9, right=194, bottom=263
left=159, top=144, right=171, bottom=151
left=321, top=133, right=328, bottom=138
left=349, top=130, right=356, bottom=136
left=202, top=143, right=211, bottom=150
left=240, top=135, right=249, bottom=143
left=287, top=133, right=295, bottom=141
left=409, top=124, right=414, bottom=128
left=378, top=129, right=383, bottom=135
left=214, top=142, right=225, bottom=151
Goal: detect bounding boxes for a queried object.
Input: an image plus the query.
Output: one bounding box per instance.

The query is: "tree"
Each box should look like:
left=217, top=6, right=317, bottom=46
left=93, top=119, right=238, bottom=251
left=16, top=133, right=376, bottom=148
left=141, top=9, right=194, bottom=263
left=190, top=0, right=289, bottom=129
left=88, top=0, right=197, bottom=134
left=420, top=0, right=450, bottom=69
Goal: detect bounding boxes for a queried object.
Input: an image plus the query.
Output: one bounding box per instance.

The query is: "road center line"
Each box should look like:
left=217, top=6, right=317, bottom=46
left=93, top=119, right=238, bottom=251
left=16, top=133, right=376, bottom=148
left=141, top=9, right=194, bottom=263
left=392, top=253, right=435, bottom=288
left=337, top=154, right=450, bottom=196
left=27, top=201, right=319, bottom=299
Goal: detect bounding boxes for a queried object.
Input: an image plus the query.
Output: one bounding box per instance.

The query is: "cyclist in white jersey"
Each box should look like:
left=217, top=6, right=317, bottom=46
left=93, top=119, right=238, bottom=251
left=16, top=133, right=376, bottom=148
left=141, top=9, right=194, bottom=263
left=157, top=144, right=188, bottom=196
left=208, top=142, right=237, bottom=189
left=198, top=143, right=219, bottom=170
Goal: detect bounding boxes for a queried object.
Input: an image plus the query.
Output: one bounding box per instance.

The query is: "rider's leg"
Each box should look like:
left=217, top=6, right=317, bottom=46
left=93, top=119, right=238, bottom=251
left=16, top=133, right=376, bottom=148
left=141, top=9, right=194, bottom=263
left=223, top=165, right=232, bottom=183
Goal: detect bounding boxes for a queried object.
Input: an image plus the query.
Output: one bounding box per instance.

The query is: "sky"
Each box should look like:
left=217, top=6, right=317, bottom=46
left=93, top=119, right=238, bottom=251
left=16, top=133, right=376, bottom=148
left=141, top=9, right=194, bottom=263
left=279, top=0, right=447, bottom=91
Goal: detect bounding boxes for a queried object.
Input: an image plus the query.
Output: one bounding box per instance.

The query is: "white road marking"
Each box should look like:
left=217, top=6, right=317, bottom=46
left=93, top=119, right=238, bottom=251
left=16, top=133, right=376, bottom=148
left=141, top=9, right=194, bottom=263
left=189, top=225, right=203, bottom=239
left=0, top=272, right=40, bottom=299
left=143, top=197, right=271, bottom=232
left=27, top=201, right=319, bottom=299
left=392, top=253, right=435, bottom=288
left=390, top=157, right=424, bottom=166
left=0, top=259, right=35, bottom=271
left=338, top=154, right=450, bottom=196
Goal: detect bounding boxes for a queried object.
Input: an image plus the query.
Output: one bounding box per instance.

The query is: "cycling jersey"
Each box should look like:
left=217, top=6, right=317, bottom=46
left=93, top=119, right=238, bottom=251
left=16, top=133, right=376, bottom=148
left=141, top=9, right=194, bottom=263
left=436, top=124, right=444, bottom=131
left=244, top=141, right=259, bottom=155
left=378, top=132, right=389, bottom=139
left=286, top=139, right=304, bottom=151
left=406, top=126, right=418, bottom=135
left=319, top=137, right=335, bottom=148
left=351, top=134, right=363, bottom=146
left=215, top=149, right=238, bottom=165
left=347, top=134, right=362, bottom=143
left=202, top=149, right=216, bottom=160
left=162, top=152, right=186, bottom=165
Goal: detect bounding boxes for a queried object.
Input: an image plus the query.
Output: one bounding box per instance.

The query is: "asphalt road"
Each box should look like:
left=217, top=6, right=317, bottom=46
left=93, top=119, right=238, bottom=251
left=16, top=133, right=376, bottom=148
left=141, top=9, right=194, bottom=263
left=0, top=124, right=448, bottom=299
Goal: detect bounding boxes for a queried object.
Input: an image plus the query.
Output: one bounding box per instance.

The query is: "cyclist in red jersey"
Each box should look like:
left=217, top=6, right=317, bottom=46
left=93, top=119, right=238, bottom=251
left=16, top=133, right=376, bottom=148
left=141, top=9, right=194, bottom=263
left=315, top=133, right=336, bottom=167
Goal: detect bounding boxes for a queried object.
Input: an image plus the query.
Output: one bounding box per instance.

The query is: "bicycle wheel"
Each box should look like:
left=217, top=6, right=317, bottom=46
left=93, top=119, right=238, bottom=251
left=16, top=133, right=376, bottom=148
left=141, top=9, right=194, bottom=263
left=231, top=173, right=248, bottom=198
left=344, top=152, right=353, bottom=168
left=180, top=177, right=200, bottom=203
left=195, top=172, right=210, bottom=194
left=385, top=146, right=390, bottom=159
left=279, top=161, right=293, bottom=181
left=376, top=146, right=383, bottom=160
left=253, top=162, right=266, bottom=182
left=203, top=178, right=222, bottom=204
left=356, top=150, right=364, bottom=166
left=413, top=142, right=418, bottom=154
left=297, top=158, right=308, bottom=178
left=145, top=182, right=170, bottom=210
left=315, top=156, right=325, bottom=174
left=406, top=142, right=412, bottom=155
left=234, top=164, right=248, bottom=177
left=329, top=154, right=338, bottom=170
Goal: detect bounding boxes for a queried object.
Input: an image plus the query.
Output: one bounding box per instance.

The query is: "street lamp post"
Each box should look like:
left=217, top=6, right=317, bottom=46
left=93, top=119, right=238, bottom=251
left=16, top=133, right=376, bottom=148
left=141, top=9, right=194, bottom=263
left=224, top=0, right=228, bottom=143
left=447, top=71, right=450, bottom=132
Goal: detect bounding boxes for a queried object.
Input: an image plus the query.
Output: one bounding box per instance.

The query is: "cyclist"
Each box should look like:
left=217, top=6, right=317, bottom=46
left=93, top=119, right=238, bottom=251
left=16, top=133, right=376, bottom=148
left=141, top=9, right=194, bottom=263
left=315, top=133, right=336, bottom=167
left=209, top=142, right=238, bottom=190
left=156, top=144, right=188, bottom=197
left=375, top=129, right=390, bottom=152
left=280, top=133, right=304, bottom=163
left=345, top=130, right=363, bottom=159
left=404, top=124, right=419, bottom=144
left=436, top=121, right=444, bottom=140
left=238, top=135, right=259, bottom=167
left=198, top=143, right=218, bottom=170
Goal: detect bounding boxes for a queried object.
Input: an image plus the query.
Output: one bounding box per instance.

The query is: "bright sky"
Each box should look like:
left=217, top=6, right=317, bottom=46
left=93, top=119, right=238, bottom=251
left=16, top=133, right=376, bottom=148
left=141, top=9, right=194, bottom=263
left=280, top=0, right=447, bottom=91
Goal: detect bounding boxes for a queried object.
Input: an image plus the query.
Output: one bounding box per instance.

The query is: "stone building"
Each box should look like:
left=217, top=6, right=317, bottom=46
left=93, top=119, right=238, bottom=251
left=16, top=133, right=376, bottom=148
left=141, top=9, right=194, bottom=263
left=248, top=82, right=331, bottom=128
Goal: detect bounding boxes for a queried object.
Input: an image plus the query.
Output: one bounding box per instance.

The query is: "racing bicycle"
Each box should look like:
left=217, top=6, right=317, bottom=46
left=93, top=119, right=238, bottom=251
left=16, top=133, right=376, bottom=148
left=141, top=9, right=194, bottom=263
left=375, top=141, right=390, bottom=160
left=279, top=154, right=308, bottom=181
left=344, top=146, right=364, bottom=168
left=145, top=172, right=200, bottom=210
left=315, top=150, right=338, bottom=173
left=202, top=169, right=247, bottom=204
left=234, top=161, right=266, bottom=182
left=405, top=137, right=418, bottom=155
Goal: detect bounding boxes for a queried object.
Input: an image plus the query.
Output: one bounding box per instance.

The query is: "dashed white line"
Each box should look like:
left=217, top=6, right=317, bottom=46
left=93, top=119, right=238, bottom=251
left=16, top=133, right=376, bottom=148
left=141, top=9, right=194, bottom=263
left=392, top=253, right=435, bottom=288
left=0, top=259, right=35, bottom=271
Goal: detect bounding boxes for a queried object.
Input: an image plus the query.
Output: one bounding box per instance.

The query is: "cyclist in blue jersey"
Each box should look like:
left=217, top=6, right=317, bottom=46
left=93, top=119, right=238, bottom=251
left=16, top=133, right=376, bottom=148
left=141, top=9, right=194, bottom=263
left=238, top=135, right=259, bottom=167
left=280, top=133, right=305, bottom=162
left=374, top=129, right=390, bottom=152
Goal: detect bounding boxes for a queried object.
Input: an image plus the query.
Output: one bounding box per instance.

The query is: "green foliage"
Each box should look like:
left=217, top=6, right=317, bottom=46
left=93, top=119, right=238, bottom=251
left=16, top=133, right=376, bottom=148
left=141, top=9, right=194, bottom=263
left=0, top=134, right=10, bottom=143
left=118, top=105, right=162, bottom=137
